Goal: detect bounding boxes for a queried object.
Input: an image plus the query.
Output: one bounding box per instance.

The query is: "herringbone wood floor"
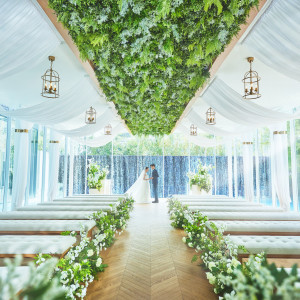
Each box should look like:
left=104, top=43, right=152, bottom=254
left=86, top=200, right=217, bottom=300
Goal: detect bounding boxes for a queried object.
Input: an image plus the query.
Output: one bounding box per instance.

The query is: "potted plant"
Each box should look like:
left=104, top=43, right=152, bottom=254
left=187, top=163, right=212, bottom=195
left=87, top=161, right=109, bottom=195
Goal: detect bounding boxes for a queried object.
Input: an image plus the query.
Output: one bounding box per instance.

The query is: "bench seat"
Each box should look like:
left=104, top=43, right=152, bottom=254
left=0, top=220, right=96, bottom=235
left=203, top=212, right=300, bottom=221
left=39, top=201, right=116, bottom=206
left=227, top=235, right=300, bottom=258
left=189, top=206, right=283, bottom=212
left=17, top=205, right=110, bottom=212
left=0, top=235, right=76, bottom=257
left=0, top=211, right=94, bottom=220
left=207, top=220, right=300, bottom=235
left=185, top=201, right=260, bottom=207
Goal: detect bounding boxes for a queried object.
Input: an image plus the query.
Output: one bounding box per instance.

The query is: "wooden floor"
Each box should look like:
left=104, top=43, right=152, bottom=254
left=86, top=199, right=217, bottom=300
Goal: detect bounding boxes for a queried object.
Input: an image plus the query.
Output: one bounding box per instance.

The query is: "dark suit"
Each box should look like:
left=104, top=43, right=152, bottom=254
left=152, top=169, right=159, bottom=202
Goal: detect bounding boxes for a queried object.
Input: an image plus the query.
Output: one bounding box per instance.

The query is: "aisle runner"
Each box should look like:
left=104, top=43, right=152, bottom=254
left=86, top=200, right=216, bottom=299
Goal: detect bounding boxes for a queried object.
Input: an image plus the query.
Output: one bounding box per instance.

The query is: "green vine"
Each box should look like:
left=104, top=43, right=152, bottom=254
left=49, top=0, right=258, bottom=134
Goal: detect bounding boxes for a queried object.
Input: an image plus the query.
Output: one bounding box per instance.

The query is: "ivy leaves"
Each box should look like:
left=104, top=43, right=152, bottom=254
left=49, top=0, right=258, bottom=135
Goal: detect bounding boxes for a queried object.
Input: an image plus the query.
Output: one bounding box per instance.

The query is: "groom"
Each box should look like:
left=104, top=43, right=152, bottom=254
left=150, top=164, right=159, bottom=203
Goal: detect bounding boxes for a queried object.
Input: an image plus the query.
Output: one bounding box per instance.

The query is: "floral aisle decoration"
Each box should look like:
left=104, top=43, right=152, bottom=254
left=0, top=255, right=66, bottom=300
left=187, top=162, right=212, bottom=194
left=35, top=196, right=134, bottom=300
left=48, top=0, right=258, bottom=135
left=87, top=161, right=109, bottom=192
left=168, top=198, right=300, bottom=299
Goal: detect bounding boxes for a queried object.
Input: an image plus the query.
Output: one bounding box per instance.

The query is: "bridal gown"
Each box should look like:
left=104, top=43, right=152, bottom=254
left=125, top=171, right=151, bottom=203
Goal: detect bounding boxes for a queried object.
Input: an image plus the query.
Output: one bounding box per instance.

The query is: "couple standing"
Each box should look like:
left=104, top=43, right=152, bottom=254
left=126, top=164, right=159, bottom=204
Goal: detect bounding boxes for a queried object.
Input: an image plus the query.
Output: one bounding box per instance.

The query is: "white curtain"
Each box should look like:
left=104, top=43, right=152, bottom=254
left=202, top=77, right=300, bottom=126
left=243, top=0, right=300, bottom=82
left=0, top=0, right=60, bottom=79
left=11, top=120, right=33, bottom=209
left=187, top=109, right=248, bottom=137
left=271, top=123, right=291, bottom=210
left=47, top=130, right=61, bottom=202
left=72, top=124, right=125, bottom=147
left=57, top=109, right=117, bottom=137
left=0, top=78, right=107, bottom=129
left=176, top=124, right=227, bottom=147
left=242, top=136, right=254, bottom=202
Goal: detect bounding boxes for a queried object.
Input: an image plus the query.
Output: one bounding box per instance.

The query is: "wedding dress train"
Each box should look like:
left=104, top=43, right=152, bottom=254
left=125, top=170, right=151, bottom=203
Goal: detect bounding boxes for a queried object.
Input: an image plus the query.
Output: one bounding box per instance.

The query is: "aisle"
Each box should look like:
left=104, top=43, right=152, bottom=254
left=86, top=200, right=217, bottom=300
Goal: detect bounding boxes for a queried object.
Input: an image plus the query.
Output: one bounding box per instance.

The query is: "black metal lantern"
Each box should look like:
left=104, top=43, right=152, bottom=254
left=104, top=124, right=112, bottom=135
left=242, top=57, right=261, bottom=100
left=41, top=56, right=60, bottom=98
left=85, top=107, right=96, bottom=124
left=206, top=107, right=216, bottom=125
left=190, top=124, right=197, bottom=136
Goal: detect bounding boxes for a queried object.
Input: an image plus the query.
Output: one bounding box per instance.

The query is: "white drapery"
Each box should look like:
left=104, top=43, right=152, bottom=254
left=242, top=138, right=254, bottom=202
left=176, top=124, right=226, bottom=147
left=0, top=78, right=107, bottom=129
left=47, top=130, right=61, bottom=202
left=0, top=0, right=60, bottom=79
left=271, top=124, right=291, bottom=210
left=243, top=0, right=300, bottom=82
left=186, top=109, right=248, bottom=137
left=72, top=124, right=125, bottom=147
left=202, top=78, right=300, bottom=127
left=11, top=120, right=33, bottom=209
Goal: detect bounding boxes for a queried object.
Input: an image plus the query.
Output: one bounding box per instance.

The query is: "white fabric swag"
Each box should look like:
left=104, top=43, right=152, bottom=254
left=187, top=110, right=247, bottom=137
left=0, top=78, right=107, bottom=130
left=72, top=124, right=125, bottom=147
left=48, top=130, right=61, bottom=202
left=11, top=120, right=33, bottom=209
left=242, top=140, right=255, bottom=202
left=271, top=124, right=291, bottom=211
left=202, top=77, right=300, bottom=127
left=0, top=0, right=60, bottom=79
left=243, top=0, right=300, bottom=82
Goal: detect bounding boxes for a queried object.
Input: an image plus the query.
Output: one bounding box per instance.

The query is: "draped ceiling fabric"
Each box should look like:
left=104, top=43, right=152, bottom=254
left=201, top=77, right=300, bottom=127
left=243, top=0, right=300, bottom=82
left=271, top=123, right=291, bottom=211
left=0, top=78, right=107, bottom=129
left=48, top=130, right=61, bottom=202
left=11, top=120, right=33, bottom=209
left=0, top=0, right=60, bottom=79
left=176, top=124, right=226, bottom=148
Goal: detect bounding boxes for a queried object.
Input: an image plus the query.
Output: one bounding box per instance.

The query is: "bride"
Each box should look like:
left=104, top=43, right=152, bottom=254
left=126, top=167, right=151, bottom=203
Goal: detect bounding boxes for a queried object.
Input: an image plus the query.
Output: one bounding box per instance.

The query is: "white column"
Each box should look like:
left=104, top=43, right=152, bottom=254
left=69, top=140, right=74, bottom=196
left=63, top=137, right=68, bottom=197
left=12, top=120, right=32, bottom=209
left=227, top=141, right=233, bottom=198
left=233, top=140, right=238, bottom=198
left=242, top=138, right=254, bottom=202
left=255, top=131, right=260, bottom=203
left=47, top=130, right=60, bottom=202
left=271, top=124, right=291, bottom=211
left=289, top=120, right=299, bottom=211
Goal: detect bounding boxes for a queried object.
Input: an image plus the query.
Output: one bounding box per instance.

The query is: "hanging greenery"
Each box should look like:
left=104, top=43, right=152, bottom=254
left=49, top=0, right=258, bottom=135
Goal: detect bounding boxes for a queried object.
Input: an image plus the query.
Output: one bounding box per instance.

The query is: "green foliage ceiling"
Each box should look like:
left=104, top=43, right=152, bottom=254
left=49, top=0, right=258, bottom=135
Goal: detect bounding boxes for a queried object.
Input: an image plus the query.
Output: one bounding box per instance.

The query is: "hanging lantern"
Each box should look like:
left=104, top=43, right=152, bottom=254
left=190, top=124, right=197, bottom=136
left=206, top=107, right=216, bottom=125
left=85, top=107, right=96, bottom=124
left=41, top=56, right=60, bottom=98
left=104, top=124, right=112, bottom=135
left=242, top=57, right=261, bottom=100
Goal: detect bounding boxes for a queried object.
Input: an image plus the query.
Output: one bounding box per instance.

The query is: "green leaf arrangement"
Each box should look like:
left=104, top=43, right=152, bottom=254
left=49, top=0, right=258, bottom=135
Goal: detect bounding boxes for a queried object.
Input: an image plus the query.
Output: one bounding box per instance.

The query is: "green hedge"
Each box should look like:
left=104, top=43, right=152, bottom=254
left=49, top=0, right=258, bottom=135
